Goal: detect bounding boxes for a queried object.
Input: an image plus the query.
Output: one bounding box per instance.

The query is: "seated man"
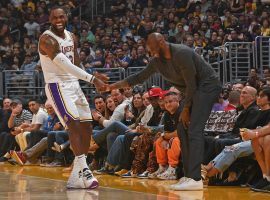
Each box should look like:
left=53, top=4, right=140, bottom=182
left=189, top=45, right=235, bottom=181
left=202, top=87, right=270, bottom=185
left=203, top=86, right=260, bottom=164
left=0, top=99, right=32, bottom=162
left=10, top=101, right=63, bottom=165
left=147, top=92, right=182, bottom=180
left=14, top=99, right=48, bottom=151
left=92, top=95, right=106, bottom=130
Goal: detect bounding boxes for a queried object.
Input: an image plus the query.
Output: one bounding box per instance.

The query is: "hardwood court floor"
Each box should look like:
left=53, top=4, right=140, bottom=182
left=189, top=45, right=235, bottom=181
left=0, top=164, right=270, bottom=200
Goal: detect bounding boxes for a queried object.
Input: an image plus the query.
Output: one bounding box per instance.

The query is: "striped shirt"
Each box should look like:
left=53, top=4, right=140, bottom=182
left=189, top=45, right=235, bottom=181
left=14, top=109, right=33, bottom=127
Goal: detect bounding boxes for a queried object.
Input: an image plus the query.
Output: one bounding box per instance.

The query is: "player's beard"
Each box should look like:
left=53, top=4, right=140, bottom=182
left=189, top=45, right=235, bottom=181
left=51, top=23, right=66, bottom=35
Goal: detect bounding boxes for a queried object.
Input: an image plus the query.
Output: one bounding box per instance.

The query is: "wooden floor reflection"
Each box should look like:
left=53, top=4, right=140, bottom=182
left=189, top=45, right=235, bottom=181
left=0, top=164, right=269, bottom=200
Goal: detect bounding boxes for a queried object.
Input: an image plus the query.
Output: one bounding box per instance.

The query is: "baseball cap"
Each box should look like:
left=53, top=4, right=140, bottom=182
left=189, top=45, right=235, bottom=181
left=10, top=99, right=22, bottom=107
left=159, top=90, right=169, bottom=99
left=148, top=87, right=163, bottom=98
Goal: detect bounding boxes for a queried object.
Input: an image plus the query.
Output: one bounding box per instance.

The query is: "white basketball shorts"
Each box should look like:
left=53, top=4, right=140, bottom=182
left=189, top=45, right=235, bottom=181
left=45, top=81, right=92, bottom=127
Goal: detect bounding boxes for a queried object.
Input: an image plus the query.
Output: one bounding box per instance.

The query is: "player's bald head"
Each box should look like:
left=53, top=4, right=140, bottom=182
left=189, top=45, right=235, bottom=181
left=146, top=32, right=167, bottom=58
left=147, top=33, right=165, bottom=46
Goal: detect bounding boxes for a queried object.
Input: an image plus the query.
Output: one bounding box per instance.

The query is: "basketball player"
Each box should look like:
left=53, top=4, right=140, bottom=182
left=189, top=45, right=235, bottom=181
left=38, top=7, right=108, bottom=189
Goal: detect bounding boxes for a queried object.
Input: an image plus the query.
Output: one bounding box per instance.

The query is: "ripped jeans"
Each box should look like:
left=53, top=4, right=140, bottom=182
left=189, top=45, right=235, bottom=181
left=212, top=140, right=253, bottom=172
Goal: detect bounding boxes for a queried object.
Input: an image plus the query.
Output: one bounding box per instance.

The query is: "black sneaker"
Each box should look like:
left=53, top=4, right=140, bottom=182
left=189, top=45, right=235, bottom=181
left=251, top=178, right=270, bottom=192
left=93, top=166, right=114, bottom=175
left=252, top=182, right=270, bottom=193
left=0, top=157, right=8, bottom=163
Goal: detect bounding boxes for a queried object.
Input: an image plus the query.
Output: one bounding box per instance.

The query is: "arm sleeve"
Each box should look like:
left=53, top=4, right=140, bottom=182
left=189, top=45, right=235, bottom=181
left=53, top=53, right=95, bottom=83
left=125, top=61, right=156, bottom=86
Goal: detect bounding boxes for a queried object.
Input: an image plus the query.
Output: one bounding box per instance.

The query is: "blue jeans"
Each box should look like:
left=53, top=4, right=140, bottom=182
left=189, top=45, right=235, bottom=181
left=47, top=130, right=68, bottom=160
left=55, top=131, right=69, bottom=160
left=55, top=131, right=69, bottom=146
left=92, top=121, right=129, bottom=151
left=213, top=140, right=253, bottom=172
left=107, top=135, right=125, bottom=166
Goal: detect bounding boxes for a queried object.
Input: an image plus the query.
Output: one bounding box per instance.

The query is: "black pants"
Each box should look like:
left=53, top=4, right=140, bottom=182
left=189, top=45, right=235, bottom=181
left=177, top=82, right=221, bottom=180
left=0, top=132, right=17, bottom=156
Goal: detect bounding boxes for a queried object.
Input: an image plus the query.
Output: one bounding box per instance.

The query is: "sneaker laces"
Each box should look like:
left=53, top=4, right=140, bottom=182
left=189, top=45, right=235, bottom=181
left=82, top=168, right=93, bottom=180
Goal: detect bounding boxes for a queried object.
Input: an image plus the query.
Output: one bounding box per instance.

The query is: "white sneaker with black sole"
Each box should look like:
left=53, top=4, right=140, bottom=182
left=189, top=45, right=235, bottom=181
left=170, top=178, right=203, bottom=191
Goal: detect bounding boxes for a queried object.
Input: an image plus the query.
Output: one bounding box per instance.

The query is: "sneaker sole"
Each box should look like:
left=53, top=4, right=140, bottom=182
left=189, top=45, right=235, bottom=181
left=11, top=153, right=24, bottom=165
left=88, top=180, right=99, bottom=189
left=251, top=187, right=270, bottom=193
left=170, top=186, right=203, bottom=191
left=137, top=176, right=149, bottom=179
left=158, top=177, right=177, bottom=180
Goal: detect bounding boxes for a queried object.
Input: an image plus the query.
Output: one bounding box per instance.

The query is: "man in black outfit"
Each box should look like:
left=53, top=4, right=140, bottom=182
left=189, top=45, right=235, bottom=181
left=105, top=33, right=221, bottom=190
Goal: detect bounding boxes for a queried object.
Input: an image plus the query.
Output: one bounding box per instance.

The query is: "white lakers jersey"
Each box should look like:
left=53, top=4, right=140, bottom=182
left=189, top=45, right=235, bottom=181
left=39, top=29, right=78, bottom=83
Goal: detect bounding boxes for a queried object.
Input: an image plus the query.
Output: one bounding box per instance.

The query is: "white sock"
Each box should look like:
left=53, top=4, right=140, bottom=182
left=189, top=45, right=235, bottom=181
left=76, top=154, right=89, bottom=171
left=263, top=174, right=267, bottom=179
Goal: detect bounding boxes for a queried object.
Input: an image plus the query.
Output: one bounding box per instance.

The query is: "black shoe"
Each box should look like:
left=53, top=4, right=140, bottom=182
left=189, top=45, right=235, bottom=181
left=251, top=178, right=270, bottom=192
left=252, top=183, right=270, bottom=193
left=93, top=166, right=114, bottom=175
left=0, top=157, right=8, bottom=162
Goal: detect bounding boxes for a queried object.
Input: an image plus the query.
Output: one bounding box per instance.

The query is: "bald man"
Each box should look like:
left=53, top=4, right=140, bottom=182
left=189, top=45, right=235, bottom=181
left=106, top=33, right=221, bottom=190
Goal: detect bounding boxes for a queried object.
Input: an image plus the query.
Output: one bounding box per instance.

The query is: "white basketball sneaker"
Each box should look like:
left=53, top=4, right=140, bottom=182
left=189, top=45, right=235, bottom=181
left=82, top=168, right=99, bottom=189
left=170, top=178, right=203, bottom=191
left=66, top=169, right=85, bottom=189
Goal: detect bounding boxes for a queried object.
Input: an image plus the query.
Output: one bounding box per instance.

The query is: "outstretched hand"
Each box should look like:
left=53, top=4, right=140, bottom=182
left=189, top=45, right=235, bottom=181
left=93, top=71, right=109, bottom=83
left=93, top=78, right=109, bottom=93
left=107, top=83, right=118, bottom=91
left=95, top=80, right=129, bottom=93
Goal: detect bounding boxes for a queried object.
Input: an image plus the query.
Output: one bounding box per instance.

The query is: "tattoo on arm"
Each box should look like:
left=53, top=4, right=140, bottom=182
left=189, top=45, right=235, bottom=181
left=39, top=34, right=61, bottom=60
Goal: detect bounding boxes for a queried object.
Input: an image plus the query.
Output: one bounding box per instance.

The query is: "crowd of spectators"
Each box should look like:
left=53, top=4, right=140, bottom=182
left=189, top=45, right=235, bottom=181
left=1, top=0, right=270, bottom=74
left=1, top=0, right=270, bottom=194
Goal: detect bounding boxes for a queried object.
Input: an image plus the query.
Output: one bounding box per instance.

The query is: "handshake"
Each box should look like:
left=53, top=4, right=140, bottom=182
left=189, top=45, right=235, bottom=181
left=92, top=71, right=119, bottom=93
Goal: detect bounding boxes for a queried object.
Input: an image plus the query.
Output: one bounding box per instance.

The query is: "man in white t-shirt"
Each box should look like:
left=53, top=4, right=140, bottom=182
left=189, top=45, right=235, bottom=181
left=15, top=100, right=48, bottom=151
left=24, top=14, right=40, bottom=37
